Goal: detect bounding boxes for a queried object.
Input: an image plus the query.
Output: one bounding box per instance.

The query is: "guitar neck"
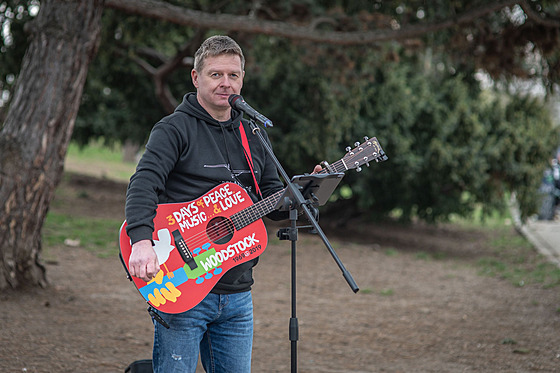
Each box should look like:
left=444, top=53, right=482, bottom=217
left=231, top=159, right=349, bottom=230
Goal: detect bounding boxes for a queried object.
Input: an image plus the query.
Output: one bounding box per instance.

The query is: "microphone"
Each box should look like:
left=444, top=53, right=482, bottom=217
left=228, top=94, right=273, bottom=128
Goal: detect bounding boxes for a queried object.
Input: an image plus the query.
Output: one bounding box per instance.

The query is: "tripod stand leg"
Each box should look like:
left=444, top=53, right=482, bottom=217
left=278, top=209, right=300, bottom=373
left=290, top=210, right=299, bottom=373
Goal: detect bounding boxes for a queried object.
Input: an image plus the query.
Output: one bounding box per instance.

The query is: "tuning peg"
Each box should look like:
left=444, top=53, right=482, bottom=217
left=354, top=141, right=360, bottom=147
left=364, top=136, right=369, bottom=141
left=345, top=146, right=351, bottom=152
left=356, top=166, right=362, bottom=172
left=363, top=157, right=370, bottom=167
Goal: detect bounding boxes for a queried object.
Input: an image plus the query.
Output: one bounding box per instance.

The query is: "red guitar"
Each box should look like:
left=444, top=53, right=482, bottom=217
left=119, top=136, right=387, bottom=313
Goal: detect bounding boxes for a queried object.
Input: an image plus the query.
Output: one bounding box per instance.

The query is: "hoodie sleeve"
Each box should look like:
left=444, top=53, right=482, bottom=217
left=125, top=121, right=184, bottom=244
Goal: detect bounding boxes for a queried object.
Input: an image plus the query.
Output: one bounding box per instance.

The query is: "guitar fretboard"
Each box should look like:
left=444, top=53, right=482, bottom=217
left=229, top=135, right=387, bottom=231
left=230, top=158, right=348, bottom=230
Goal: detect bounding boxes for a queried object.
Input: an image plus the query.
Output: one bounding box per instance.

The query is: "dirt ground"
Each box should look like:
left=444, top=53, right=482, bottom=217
left=1, top=173, right=560, bottom=372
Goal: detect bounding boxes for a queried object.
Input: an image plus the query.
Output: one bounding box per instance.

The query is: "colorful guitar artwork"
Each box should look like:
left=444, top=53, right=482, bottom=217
left=119, top=136, right=388, bottom=314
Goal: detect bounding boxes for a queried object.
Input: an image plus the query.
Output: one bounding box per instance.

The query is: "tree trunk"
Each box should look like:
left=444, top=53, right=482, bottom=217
left=122, top=139, right=141, bottom=163
left=0, top=0, right=103, bottom=290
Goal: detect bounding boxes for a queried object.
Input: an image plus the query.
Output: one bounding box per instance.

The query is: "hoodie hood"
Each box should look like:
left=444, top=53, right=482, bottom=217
left=175, top=92, right=243, bottom=129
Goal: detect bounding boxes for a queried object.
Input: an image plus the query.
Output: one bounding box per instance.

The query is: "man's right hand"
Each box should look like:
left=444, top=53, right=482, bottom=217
left=129, top=239, right=160, bottom=282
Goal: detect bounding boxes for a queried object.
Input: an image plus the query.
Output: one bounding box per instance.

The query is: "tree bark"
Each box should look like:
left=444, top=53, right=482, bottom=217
left=0, top=0, right=103, bottom=290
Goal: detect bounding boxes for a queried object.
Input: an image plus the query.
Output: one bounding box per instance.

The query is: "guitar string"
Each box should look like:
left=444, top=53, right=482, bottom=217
left=175, top=162, right=340, bottom=251
left=177, top=189, right=283, bottom=251
left=166, top=146, right=378, bottom=253
left=180, top=140, right=384, bottom=254
left=170, top=154, right=356, bottom=252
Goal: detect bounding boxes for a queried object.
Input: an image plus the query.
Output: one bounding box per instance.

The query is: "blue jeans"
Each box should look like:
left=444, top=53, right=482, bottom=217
left=152, top=291, right=254, bottom=373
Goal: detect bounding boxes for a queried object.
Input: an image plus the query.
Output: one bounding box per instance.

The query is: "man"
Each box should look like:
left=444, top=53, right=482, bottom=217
left=125, top=35, right=318, bottom=372
left=539, top=147, right=560, bottom=220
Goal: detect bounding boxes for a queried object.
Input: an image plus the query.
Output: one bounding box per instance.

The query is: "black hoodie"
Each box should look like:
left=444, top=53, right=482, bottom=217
left=125, top=92, right=285, bottom=294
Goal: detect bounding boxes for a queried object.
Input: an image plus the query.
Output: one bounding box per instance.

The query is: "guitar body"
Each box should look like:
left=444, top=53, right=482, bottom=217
left=119, top=182, right=268, bottom=314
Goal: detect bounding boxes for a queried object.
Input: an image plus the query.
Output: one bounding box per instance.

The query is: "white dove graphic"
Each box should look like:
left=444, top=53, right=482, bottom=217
left=153, top=229, right=176, bottom=278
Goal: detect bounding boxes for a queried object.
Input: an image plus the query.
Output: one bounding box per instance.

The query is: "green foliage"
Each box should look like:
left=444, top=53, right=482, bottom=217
left=3, top=0, right=559, bottom=223
left=245, top=39, right=558, bottom=221
left=0, top=0, right=38, bottom=119
left=482, top=95, right=558, bottom=218
left=73, top=9, right=185, bottom=146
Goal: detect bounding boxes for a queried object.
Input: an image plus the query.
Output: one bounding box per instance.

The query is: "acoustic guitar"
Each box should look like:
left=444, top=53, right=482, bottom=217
left=119, top=136, right=387, bottom=313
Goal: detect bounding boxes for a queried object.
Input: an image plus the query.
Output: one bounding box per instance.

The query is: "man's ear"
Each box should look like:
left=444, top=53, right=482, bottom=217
left=191, top=69, right=199, bottom=88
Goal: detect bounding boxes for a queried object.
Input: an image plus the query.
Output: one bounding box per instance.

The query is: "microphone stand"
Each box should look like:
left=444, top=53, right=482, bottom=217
left=246, top=119, right=359, bottom=373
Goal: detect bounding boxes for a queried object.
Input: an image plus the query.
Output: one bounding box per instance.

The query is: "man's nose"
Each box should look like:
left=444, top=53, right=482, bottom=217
left=219, top=76, right=231, bottom=87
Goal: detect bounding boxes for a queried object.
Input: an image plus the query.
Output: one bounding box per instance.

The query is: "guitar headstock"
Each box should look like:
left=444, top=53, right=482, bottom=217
left=341, top=136, right=388, bottom=172
left=319, top=136, right=388, bottom=174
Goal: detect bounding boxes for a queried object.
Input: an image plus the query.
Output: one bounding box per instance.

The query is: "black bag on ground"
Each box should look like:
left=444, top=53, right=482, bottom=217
left=125, top=359, right=153, bottom=373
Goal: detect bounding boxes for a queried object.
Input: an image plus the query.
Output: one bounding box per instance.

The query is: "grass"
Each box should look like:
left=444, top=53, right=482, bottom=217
left=42, top=140, right=130, bottom=258
left=384, top=248, right=398, bottom=256
left=379, top=288, right=394, bottom=296
left=43, top=212, right=122, bottom=258
left=65, top=140, right=137, bottom=182
left=474, top=224, right=560, bottom=288
left=448, top=204, right=560, bottom=288
left=67, top=140, right=124, bottom=163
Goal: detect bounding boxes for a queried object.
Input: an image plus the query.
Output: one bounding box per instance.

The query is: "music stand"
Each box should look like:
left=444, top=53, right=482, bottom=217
left=275, top=172, right=345, bottom=211
left=272, top=171, right=357, bottom=372
left=233, top=123, right=358, bottom=373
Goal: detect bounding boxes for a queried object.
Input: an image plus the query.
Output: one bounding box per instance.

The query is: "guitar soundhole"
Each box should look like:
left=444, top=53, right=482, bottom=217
left=206, top=217, right=235, bottom=244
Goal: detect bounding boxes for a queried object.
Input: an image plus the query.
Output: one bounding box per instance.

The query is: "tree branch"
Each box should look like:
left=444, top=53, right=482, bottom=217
left=113, top=31, right=205, bottom=113
left=519, top=0, right=560, bottom=28
left=152, top=31, right=205, bottom=112
left=104, top=0, right=530, bottom=45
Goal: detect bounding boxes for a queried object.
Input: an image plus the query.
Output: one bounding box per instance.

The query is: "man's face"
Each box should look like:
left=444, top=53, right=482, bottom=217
left=191, top=54, right=244, bottom=121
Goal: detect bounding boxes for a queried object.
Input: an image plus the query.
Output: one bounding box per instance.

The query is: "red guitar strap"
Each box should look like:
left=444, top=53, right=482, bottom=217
left=239, top=122, right=263, bottom=198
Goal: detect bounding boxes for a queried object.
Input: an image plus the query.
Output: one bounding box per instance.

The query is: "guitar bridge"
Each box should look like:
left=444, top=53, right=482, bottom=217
left=172, top=230, right=198, bottom=270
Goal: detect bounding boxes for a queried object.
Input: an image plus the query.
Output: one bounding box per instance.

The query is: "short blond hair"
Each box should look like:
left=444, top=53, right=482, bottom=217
left=193, top=35, right=245, bottom=72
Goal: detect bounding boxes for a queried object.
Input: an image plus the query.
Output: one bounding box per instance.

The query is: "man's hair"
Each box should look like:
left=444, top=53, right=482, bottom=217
left=193, top=35, right=245, bottom=72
